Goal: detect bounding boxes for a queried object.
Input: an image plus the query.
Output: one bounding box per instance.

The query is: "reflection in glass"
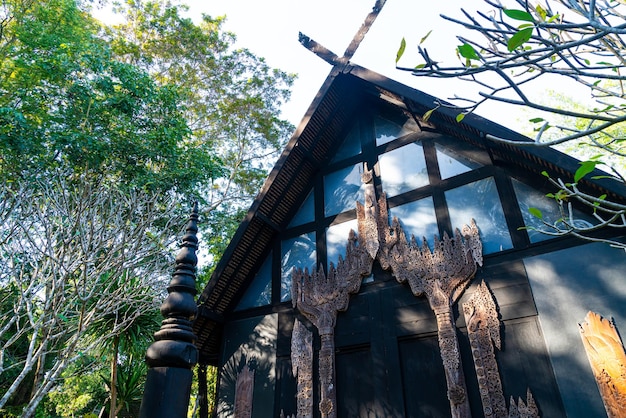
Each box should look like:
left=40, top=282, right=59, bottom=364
left=289, top=189, right=315, bottom=228
left=235, top=253, right=272, bottom=310
left=326, top=219, right=358, bottom=269
left=435, top=143, right=482, bottom=179
left=332, top=121, right=362, bottom=163
left=379, top=143, right=429, bottom=197
left=375, top=115, right=419, bottom=146
left=326, top=219, right=373, bottom=283
left=512, top=179, right=595, bottom=243
left=389, top=197, right=438, bottom=247
left=281, top=232, right=316, bottom=302
left=445, top=177, right=513, bottom=254
left=324, top=163, right=365, bottom=217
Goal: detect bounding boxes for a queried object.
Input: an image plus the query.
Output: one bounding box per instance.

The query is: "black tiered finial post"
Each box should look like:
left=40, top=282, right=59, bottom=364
left=139, top=203, right=199, bottom=418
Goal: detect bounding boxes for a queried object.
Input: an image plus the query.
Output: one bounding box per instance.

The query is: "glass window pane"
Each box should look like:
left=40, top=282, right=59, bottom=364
left=235, top=253, right=272, bottom=311
left=435, top=143, right=482, bottom=179
left=379, top=143, right=429, bottom=197
left=289, top=189, right=315, bottom=228
left=512, top=179, right=595, bottom=243
left=326, top=219, right=358, bottom=269
left=445, top=177, right=513, bottom=254
left=332, top=121, right=362, bottom=163
left=324, top=163, right=365, bottom=217
left=375, top=114, right=419, bottom=146
left=281, top=232, right=316, bottom=302
left=389, top=197, right=438, bottom=247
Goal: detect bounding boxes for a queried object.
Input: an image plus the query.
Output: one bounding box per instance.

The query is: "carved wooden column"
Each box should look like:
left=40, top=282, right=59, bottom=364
left=463, top=281, right=507, bottom=418
left=291, top=319, right=313, bottom=418
left=139, top=203, right=199, bottom=418
left=379, top=212, right=482, bottom=418
left=292, top=228, right=373, bottom=418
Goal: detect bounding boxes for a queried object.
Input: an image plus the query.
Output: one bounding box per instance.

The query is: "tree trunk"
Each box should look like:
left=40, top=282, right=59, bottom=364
left=110, top=335, right=120, bottom=418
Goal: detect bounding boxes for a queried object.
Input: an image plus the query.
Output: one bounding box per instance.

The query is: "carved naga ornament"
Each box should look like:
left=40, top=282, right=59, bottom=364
left=291, top=319, right=314, bottom=418
left=380, top=206, right=482, bottom=418
left=291, top=168, right=375, bottom=418
left=291, top=235, right=373, bottom=418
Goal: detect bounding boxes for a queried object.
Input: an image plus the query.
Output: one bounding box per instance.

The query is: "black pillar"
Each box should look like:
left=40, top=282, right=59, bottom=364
left=198, top=363, right=209, bottom=418
left=139, top=203, right=199, bottom=418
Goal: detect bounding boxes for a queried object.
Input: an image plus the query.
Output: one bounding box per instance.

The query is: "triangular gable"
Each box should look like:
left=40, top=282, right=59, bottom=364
left=193, top=63, right=626, bottom=365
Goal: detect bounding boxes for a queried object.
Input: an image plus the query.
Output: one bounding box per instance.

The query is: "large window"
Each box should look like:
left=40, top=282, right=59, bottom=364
left=235, top=102, right=590, bottom=311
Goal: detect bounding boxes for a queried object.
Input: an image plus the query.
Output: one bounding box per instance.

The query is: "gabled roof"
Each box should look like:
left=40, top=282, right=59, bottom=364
left=192, top=63, right=626, bottom=365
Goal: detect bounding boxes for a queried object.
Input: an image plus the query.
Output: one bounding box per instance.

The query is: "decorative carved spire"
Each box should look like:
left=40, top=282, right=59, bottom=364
left=139, top=203, right=200, bottom=418
left=145, top=202, right=199, bottom=368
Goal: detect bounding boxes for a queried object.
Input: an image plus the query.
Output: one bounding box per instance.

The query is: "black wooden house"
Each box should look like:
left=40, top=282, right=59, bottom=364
left=192, top=63, right=626, bottom=418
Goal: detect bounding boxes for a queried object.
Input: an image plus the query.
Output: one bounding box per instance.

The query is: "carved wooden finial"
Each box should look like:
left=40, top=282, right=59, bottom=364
left=139, top=203, right=200, bottom=418
left=145, top=202, right=199, bottom=369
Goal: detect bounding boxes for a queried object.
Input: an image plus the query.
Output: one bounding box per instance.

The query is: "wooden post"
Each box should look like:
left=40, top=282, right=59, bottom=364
left=139, top=203, right=199, bottom=418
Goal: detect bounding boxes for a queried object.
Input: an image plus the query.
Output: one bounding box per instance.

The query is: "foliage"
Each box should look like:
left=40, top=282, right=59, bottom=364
left=0, top=0, right=294, bottom=415
left=0, top=0, right=222, bottom=194
left=0, top=173, right=181, bottom=415
left=46, top=359, right=108, bottom=417
left=106, top=0, right=295, bottom=266
left=396, top=0, right=626, bottom=249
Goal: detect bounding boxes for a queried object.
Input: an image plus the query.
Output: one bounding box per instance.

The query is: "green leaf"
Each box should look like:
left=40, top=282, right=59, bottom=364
left=508, top=27, right=533, bottom=51
left=535, top=4, right=547, bottom=21
left=547, top=14, right=560, bottom=23
left=503, top=9, right=534, bottom=22
left=541, top=170, right=550, bottom=177
left=419, top=30, right=432, bottom=45
left=591, top=175, right=613, bottom=180
left=396, top=37, right=406, bottom=64
left=456, top=113, right=466, bottom=122
left=414, top=63, right=426, bottom=69
left=529, top=117, right=544, bottom=123
left=423, top=107, right=438, bottom=122
left=458, top=43, right=479, bottom=60
left=529, top=207, right=543, bottom=219
left=574, top=160, right=599, bottom=183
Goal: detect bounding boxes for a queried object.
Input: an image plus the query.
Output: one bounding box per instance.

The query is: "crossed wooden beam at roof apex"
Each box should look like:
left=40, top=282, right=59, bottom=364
left=299, top=0, right=387, bottom=66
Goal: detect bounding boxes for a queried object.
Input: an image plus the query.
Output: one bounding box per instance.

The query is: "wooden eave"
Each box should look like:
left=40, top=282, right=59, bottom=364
left=193, top=63, right=626, bottom=365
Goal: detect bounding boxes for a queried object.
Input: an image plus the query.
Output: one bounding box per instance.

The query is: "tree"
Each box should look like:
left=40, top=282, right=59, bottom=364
left=396, top=0, right=626, bottom=249
left=106, top=0, right=295, bottom=268
left=0, top=0, right=222, bottom=191
left=0, top=173, right=181, bottom=416
left=87, top=284, right=160, bottom=418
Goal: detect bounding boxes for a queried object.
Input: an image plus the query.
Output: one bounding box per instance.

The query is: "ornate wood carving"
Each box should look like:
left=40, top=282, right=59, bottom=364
left=579, top=311, right=626, bottom=418
left=463, top=281, right=540, bottom=418
left=291, top=319, right=314, bottom=418
left=377, top=197, right=482, bottom=418
left=463, top=280, right=507, bottom=418
left=508, top=390, right=539, bottom=418
left=234, top=364, right=254, bottom=418
left=292, top=167, right=375, bottom=418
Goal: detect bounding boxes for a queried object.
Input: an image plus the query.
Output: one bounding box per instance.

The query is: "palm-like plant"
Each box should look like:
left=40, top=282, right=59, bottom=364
left=86, top=273, right=162, bottom=418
